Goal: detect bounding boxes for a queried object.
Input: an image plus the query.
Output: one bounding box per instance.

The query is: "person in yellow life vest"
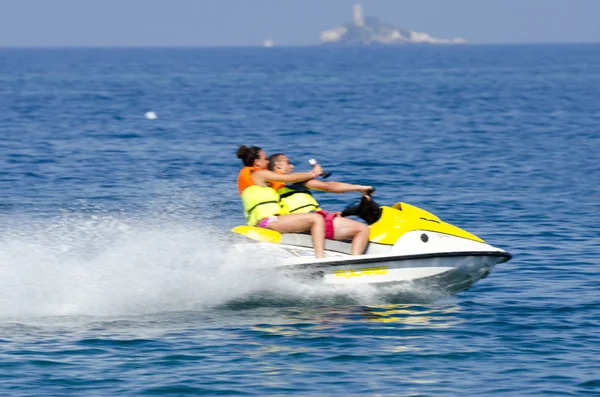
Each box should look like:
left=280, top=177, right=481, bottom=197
left=268, top=153, right=373, bottom=256
left=236, top=145, right=327, bottom=258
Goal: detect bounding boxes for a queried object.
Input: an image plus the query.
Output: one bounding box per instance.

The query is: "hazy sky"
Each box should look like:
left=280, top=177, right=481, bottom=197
left=0, top=0, right=598, bottom=46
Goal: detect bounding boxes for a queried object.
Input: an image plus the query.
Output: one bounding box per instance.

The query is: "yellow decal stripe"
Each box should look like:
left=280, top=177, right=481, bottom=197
left=334, top=266, right=388, bottom=278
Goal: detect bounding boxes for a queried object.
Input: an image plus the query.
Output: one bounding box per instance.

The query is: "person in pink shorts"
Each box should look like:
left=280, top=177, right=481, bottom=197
left=268, top=153, right=373, bottom=256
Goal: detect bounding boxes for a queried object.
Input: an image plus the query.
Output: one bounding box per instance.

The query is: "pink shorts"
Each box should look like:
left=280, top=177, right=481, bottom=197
left=257, top=215, right=278, bottom=228
left=316, top=210, right=338, bottom=239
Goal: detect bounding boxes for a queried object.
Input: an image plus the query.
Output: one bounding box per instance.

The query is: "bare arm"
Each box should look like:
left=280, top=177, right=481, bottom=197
left=305, top=179, right=373, bottom=195
left=252, top=165, right=322, bottom=186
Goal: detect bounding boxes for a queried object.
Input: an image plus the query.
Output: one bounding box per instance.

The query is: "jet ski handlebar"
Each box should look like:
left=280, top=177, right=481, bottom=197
left=341, top=193, right=382, bottom=225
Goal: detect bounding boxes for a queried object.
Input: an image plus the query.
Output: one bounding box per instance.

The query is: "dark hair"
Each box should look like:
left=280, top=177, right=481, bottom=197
left=267, top=153, right=284, bottom=171
left=236, top=145, right=262, bottom=167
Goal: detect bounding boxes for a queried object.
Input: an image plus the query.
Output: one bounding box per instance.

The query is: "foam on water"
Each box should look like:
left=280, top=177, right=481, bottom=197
left=0, top=212, right=273, bottom=318
left=0, top=211, right=445, bottom=319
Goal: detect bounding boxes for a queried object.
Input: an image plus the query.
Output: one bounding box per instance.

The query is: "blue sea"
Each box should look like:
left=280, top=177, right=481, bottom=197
left=1, top=45, right=599, bottom=396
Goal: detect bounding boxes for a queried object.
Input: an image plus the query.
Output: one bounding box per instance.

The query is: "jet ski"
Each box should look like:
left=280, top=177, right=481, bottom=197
left=231, top=195, right=511, bottom=295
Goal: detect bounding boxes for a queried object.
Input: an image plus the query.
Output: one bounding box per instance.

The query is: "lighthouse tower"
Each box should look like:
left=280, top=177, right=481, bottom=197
left=353, top=4, right=365, bottom=26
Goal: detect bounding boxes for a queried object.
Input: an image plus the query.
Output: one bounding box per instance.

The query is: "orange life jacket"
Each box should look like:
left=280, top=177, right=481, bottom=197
left=237, top=166, right=260, bottom=194
left=270, top=181, right=285, bottom=191
left=237, top=166, right=282, bottom=226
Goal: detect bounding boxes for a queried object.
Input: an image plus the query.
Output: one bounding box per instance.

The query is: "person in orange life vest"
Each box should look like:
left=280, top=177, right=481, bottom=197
left=236, top=145, right=327, bottom=258
left=268, top=153, right=373, bottom=256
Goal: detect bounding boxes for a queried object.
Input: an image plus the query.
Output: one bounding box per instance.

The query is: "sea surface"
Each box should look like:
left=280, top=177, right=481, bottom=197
left=1, top=45, right=599, bottom=396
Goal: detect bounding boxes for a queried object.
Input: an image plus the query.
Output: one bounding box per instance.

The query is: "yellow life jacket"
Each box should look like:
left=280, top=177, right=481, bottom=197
left=240, top=185, right=282, bottom=226
left=277, top=183, right=321, bottom=214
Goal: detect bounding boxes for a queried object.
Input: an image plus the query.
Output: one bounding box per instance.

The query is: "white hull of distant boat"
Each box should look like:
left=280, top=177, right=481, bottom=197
left=232, top=198, right=512, bottom=295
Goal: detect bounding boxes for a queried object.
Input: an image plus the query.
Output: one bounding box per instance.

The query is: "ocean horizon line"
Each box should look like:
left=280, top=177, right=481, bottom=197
left=0, top=42, right=599, bottom=50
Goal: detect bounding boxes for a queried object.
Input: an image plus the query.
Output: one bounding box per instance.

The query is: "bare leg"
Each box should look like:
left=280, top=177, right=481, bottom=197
left=332, top=217, right=370, bottom=255
left=267, top=213, right=325, bottom=258
left=309, top=216, right=325, bottom=258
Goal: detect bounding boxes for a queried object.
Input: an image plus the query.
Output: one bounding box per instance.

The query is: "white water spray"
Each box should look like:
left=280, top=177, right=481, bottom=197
left=0, top=212, right=287, bottom=318
left=0, top=209, right=441, bottom=319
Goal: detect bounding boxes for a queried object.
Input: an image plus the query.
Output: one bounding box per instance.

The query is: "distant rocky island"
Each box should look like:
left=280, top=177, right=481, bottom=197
left=320, top=4, right=465, bottom=45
